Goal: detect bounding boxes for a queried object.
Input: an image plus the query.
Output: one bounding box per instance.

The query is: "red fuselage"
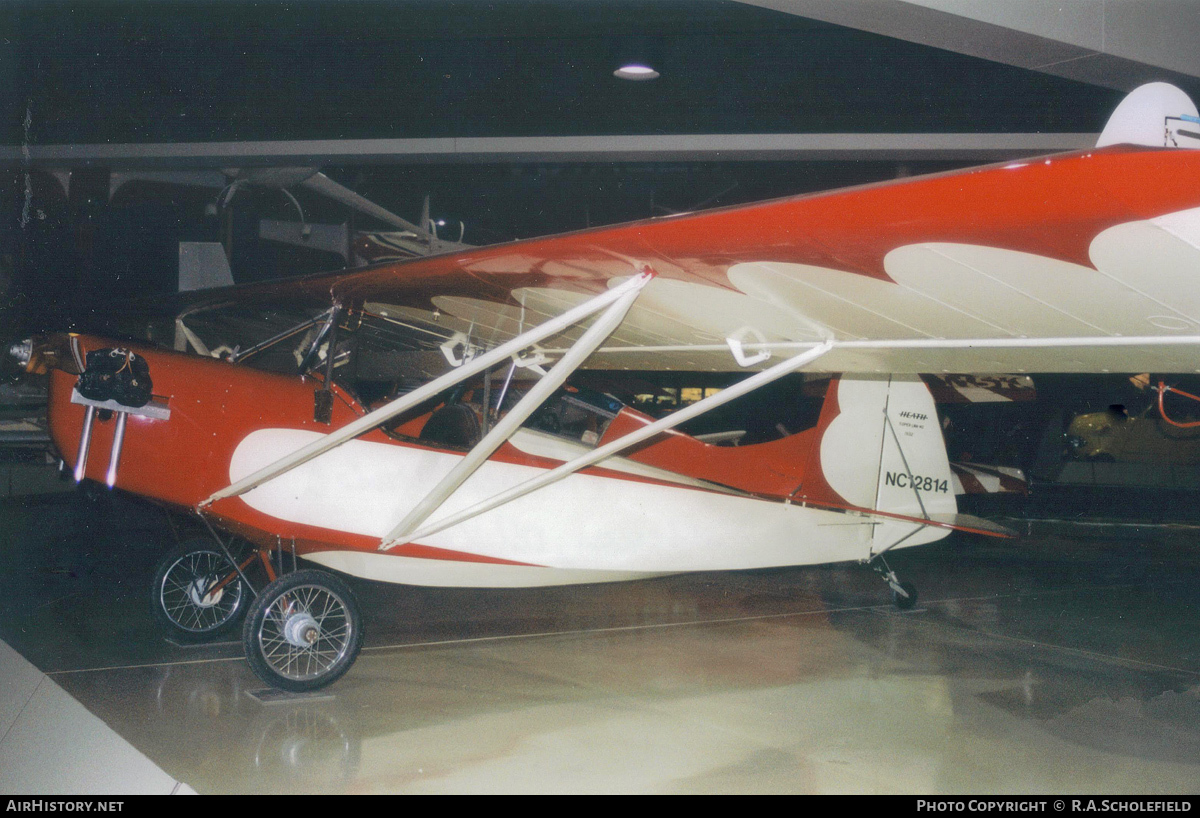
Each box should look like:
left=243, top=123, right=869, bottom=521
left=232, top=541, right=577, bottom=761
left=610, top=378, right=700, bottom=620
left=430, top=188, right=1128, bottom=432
left=48, top=334, right=829, bottom=566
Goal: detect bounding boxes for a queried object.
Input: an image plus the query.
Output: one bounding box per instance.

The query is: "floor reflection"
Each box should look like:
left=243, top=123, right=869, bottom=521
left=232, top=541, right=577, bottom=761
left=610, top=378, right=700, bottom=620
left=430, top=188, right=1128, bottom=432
left=3, top=491, right=1200, bottom=792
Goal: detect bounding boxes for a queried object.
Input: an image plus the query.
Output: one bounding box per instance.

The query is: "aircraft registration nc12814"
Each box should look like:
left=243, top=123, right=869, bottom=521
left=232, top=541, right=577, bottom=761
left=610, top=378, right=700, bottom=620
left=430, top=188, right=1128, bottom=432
left=12, top=83, right=1200, bottom=691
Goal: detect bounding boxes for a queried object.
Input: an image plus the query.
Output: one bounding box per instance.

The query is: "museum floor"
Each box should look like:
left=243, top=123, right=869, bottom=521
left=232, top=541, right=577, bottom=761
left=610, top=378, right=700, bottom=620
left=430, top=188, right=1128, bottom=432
left=1, top=488, right=1198, bottom=794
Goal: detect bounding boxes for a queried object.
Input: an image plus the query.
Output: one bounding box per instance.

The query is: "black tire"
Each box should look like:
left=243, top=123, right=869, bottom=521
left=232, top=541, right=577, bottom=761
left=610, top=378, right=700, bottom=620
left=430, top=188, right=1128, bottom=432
left=242, top=570, right=363, bottom=692
left=893, top=581, right=918, bottom=611
left=152, top=538, right=248, bottom=641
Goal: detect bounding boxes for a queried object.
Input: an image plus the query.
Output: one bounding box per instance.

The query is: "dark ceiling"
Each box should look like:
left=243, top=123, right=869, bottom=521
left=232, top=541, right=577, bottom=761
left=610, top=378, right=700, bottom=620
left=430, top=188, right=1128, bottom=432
left=5, top=0, right=1124, bottom=145
left=0, top=0, right=1156, bottom=331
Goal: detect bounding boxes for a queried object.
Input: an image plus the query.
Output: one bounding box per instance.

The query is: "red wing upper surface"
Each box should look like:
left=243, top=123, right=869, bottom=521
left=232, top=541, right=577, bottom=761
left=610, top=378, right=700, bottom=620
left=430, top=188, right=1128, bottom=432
left=183, top=144, right=1200, bottom=375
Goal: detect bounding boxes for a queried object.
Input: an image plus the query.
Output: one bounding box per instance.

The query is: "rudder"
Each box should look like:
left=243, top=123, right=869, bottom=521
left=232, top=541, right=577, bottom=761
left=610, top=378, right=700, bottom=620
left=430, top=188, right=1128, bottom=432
left=806, top=374, right=957, bottom=555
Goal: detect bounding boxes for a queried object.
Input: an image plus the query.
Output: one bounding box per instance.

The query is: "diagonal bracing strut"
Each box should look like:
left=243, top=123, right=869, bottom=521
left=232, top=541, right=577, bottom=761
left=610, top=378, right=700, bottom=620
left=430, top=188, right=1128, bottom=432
left=382, top=273, right=647, bottom=544
left=199, top=270, right=654, bottom=509
left=380, top=340, right=835, bottom=552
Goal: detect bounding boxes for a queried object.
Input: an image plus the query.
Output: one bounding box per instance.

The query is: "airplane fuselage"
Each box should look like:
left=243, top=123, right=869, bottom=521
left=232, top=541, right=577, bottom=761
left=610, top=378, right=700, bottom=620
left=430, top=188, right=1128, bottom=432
left=47, top=335, right=947, bottom=587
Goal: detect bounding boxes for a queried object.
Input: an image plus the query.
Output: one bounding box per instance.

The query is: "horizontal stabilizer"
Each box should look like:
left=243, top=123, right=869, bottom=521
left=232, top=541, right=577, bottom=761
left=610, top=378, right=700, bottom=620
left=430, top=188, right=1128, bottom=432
left=927, top=512, right=1017, bottom=539
left=795, top=497, right=1017, bottom=540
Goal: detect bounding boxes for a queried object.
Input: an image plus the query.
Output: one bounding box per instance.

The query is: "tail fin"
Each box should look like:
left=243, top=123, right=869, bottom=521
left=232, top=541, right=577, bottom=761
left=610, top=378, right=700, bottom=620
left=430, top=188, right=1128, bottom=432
left=1097, top=82, right=1200, bottom=149
left=805, top=374, right=958, bottom=553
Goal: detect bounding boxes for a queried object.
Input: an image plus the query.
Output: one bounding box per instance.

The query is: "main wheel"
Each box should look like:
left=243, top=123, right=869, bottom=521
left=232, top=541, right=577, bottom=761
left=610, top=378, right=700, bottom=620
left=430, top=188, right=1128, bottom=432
left=152, top=538, right=249, bottom=641
left=243, top=570, right=363, bottom=692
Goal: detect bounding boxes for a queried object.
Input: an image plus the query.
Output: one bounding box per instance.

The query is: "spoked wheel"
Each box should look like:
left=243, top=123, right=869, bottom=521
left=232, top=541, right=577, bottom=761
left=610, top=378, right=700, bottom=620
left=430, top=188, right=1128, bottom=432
left=152, top=538, right=248, bottom=641
left=243, top=570, right=363, bottom=692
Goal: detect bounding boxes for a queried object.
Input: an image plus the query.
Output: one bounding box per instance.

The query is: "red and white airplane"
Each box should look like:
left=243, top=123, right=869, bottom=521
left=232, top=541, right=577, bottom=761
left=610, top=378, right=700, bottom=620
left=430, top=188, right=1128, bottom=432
left=13, top=82, right=1200, bottom=691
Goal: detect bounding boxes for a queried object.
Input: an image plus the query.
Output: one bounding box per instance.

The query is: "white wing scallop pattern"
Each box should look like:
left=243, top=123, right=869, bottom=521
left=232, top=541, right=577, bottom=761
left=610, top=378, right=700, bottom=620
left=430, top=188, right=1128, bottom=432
left=728, top=260, right=1006, bottom=340
left=720, top=206, right=1200, bottom=374
left=1089, top=207, right=1200, bottom=325
left=375, top=208, right=1200, bottom=374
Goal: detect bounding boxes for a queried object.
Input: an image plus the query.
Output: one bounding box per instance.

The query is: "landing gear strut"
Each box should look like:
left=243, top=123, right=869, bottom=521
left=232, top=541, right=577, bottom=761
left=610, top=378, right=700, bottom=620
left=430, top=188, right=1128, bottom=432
left=870, top=556, right=919, bottom=611
left=151, top=537, right=249, bottom=641
left=152, top=522, right=365, bottom=692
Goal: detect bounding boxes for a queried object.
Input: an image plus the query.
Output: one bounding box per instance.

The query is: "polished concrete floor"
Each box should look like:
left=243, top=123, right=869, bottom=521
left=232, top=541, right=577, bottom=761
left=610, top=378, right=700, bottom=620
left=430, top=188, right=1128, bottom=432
left=1, top=487, right=1199, bottom=794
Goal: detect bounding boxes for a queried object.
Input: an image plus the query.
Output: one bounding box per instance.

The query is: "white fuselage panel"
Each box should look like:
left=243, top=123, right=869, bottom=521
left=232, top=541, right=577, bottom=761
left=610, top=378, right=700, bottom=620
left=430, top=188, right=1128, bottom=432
left=228, top=429, right=897, bottom=579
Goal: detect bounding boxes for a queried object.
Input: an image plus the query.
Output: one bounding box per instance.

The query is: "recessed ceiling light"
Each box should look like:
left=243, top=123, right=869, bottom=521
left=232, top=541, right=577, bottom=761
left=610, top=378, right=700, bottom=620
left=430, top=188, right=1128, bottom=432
left=614, top=64, right=659, bottom=81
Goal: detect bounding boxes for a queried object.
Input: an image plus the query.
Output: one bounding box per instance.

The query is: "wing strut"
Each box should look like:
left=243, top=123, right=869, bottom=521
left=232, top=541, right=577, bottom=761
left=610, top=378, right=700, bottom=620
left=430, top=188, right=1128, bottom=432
left=380, top=339, right=835, bottom=552
left=383, top=274, right=646, bottom=544
left=199, top=270, right=655, bottom=509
